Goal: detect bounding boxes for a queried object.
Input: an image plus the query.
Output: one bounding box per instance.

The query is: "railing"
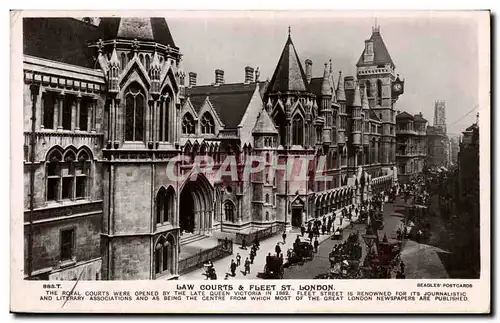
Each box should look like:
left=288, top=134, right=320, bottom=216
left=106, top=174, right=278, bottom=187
left=178, top=238, right=233, bottom=275
left=235, top=223, right=286, bottom=245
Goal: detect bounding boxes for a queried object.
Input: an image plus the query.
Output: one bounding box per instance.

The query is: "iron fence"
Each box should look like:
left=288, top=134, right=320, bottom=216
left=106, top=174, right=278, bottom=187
left=178, top=239, right=233, bottom=275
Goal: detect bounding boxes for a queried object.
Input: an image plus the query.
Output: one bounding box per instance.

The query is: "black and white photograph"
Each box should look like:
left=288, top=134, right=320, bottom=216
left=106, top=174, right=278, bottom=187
left=11, top=9, right=490, bottom=313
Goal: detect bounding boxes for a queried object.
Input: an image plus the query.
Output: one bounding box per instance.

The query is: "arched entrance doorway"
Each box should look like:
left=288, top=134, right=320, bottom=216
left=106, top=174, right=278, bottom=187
left=179, top=173, right=214, bottom=235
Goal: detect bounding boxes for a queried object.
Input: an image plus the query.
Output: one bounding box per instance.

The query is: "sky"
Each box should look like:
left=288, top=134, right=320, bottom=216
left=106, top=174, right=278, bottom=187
left=166, top=11, right=480, bottom=136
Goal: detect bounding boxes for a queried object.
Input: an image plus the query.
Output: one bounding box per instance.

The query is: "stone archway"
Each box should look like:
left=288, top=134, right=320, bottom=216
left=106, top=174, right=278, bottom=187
left=179, top=173, right=213, bottom=235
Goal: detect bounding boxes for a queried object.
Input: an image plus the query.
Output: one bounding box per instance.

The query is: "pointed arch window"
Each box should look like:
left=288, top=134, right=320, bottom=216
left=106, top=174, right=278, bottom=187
left=377, top=79, right=383, bottom=105
left=224, top=200, right=235, bottom=222
left=273, top=108, right=286, bottom=146
left=46, top=150, right=62, bottom=201
left=125, top=83, right=145, bottom=142
left=201, top=112, right=215, bottom=134
left=156, top=186, right=175, bottom=225
left=265, top=194, right=270, bottom=204
left=292, top=114, right=304, bottom=146
left=159, top=97, right=170, bottom=142
left=154, top=235, right=175, bottom=276
left=265, top=212, right=270, bottom=221
left=182, top=113, right=195, bottom=134
left=145, top=55, right=151, bottom=72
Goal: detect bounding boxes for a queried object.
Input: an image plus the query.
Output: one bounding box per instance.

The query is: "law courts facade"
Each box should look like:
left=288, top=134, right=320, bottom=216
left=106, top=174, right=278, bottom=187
left=23, top=17, right=404, bottom=280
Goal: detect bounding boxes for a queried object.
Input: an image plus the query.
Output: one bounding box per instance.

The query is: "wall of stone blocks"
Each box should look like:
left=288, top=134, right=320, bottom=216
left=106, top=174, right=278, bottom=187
left=109, top=235, right=151, bottom=280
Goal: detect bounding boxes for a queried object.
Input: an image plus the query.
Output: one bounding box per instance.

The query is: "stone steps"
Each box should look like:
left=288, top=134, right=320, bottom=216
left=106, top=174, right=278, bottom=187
left=180, top=233, right=207, bottom=246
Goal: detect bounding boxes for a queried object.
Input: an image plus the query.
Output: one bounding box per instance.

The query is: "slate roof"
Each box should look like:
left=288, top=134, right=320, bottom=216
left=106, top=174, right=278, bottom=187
left=413, top=113, right=428, bottom=123
left=186, top=82, right=262, bottom=128
left=98, top=18, right=177, bottom=48
left=396, top=111, right=415, bottom=120
left=253, top=110, right=278, bottom=134
left=23, top=18, right=99, bottom=69
left=267, top=35, right=310, bottom=93
left=356, top=30, right=394, bottom=68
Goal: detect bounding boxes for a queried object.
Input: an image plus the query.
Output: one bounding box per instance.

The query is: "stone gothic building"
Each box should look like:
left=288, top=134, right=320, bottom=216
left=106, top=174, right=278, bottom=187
left=23, top=17, right=403, bottom=281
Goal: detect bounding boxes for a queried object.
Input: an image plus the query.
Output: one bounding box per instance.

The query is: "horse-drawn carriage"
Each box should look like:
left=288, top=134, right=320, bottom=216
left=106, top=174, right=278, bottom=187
left=377, top=239, right=401, bottom=267
left=286, top=241, right=314, bottom=266
left=262, top=254, right=284, bottom=279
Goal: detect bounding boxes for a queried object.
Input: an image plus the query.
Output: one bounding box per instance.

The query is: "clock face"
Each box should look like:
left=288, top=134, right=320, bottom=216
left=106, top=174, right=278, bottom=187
left=393, top=83, right=402, bottom=91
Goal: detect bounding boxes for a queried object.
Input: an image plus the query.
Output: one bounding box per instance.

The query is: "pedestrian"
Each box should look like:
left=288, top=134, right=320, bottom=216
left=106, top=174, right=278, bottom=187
left=308, top=230, right=314, bottom=242
left=224, top=237, right=229, bottom=249
left=295, top=235, right=300, bottom=248
left=340, top=216, right=343, bottom=227
left=321, top=224, right=326, bottom=235
left=282, top=231, right=287, bottom=244
left=236, top=253, right=241, bottom=266
left=241, top=237, right=247, bottom=250
left=250, top=250, right=255, bottom=264
left=244, top=258, right=251, bottom=275
left=300, top=225, right=305, bottom=237
left=230, top=259, right=237, bottom=277
left=314, top=237, right=319, bottom=253
left=400, top=261, right=406, bottom=273
left=254, top=237, right=260, bottom=250
left=275, top=243, right=281, bottom=257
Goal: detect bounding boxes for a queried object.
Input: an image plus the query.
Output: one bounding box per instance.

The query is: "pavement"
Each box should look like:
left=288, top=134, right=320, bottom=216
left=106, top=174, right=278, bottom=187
left=180, top=209, right=360, bottom=280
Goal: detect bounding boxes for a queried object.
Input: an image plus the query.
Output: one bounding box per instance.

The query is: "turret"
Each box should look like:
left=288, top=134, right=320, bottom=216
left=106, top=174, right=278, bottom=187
left=336, top=71, right=346, bottom=102
left=108, top=44, right=120, bottom=93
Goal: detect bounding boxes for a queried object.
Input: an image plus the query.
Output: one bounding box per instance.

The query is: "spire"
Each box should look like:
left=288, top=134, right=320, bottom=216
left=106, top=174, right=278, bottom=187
left=352, top=81, right=361, bottom=107
left=361, top=84, right=369, bottom=110
left=151, top=49, right=161, bottom=70
left=266, top=97, right=273, bottom=111
left=267, top=32, right=309, bottom=93
left=329, top=59, right=337, bottom=102
left=285, top=96, right=292, bottom=109
left=357, top=24, right=394, bottom=68
left=109, top=42, right=120, bottom=67
left=321, top=63, right=332, bottom=96
left=336, top=71, right=346, bottom=102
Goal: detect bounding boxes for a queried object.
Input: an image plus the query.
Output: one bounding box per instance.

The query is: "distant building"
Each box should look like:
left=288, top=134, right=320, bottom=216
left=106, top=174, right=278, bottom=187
left=450, top=136, right=459, bottom=166
left=426, top=101, right=450, bottom=169
left=395, top=111, right=427, bottom=183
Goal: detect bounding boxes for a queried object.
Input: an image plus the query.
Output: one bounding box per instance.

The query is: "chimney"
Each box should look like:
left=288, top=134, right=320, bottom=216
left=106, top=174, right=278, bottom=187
left=305, top=59, right=313, bottom=84
left=215, top=69, right=224, bottom=85
left=188, top=72, right=197, bottom=87
left=244, top=66, right=254, bottom=84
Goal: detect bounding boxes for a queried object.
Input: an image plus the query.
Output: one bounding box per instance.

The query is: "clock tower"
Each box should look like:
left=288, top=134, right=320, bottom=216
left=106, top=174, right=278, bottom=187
left=356, top=24, right=404, bottom=178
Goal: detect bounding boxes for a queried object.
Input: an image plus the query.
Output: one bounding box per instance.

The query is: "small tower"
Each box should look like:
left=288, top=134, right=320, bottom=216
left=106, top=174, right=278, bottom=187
left=321, top=63, right=332, bottom=147
left=351, top=81, right=362, bottom=147
left=336, top=71, right=346, bottom=148
left=108, top=44, right=120, bottom=93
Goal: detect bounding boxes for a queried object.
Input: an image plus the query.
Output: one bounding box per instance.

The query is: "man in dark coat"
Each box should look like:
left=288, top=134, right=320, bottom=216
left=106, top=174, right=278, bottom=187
left=244, top=257, right=251, bottom=275
left=308, top=230, right=314, bottom=242
left=282, top=231, right=287, bottom=244
left=300, top=225, right=306, bottom=237
left=241, top=237, right=247, bottom=250
left=250, top=250, right=255, bottom=264
left=254, top=237, right=260, bottom=250
left=275, top=243, right=281, bottom=257
left=230, top=259, right=237, bottom=277
left=313, top=238, right=319, bottom=253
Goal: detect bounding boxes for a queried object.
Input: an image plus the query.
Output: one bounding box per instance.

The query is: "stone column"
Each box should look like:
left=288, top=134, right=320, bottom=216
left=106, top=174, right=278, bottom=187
left=57, top=93, right=64, bottom=130
left=40, top=92, right=45, bottom=129
left=109, top=98, right=114, bottom=142
left=92, top=99, right=97, bottom=132
left=75, top=95, right=81, bottom=131
left=87, top=99, right=92, bottom=132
